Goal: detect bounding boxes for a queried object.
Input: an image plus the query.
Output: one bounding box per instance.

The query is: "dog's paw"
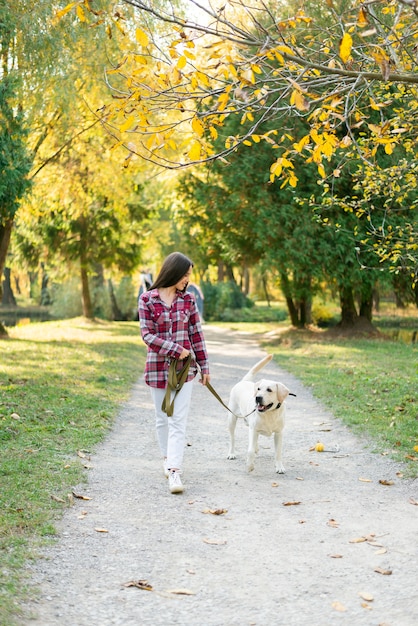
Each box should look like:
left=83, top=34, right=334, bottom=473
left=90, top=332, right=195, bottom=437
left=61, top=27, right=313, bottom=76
left=227, top=453, right=237, bottom=460
left=275, top=464, right=286, bottom=474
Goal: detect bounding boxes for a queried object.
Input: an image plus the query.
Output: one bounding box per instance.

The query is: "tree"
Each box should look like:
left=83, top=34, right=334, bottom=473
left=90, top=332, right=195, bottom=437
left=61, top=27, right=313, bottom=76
left=15, top=129, right=149, bottom=319
left=0, top=6, right=32, bottom=315
left=63, top=0, right=418, bottom=274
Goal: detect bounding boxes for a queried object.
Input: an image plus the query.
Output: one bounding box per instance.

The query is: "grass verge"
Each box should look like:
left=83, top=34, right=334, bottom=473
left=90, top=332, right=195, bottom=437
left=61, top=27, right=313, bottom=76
left=212, top=321, right=418, bottom=476
left=0, top=318, right=145, bottom=625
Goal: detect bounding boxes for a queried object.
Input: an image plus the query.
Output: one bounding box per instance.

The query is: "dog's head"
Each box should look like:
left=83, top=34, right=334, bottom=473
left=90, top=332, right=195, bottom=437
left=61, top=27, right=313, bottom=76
left=254, top=379, right=290, bottom=413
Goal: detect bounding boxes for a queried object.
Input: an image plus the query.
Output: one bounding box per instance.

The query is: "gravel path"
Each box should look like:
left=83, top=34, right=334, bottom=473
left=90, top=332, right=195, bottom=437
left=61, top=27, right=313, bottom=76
left=23, top=325, right=418, bottom=626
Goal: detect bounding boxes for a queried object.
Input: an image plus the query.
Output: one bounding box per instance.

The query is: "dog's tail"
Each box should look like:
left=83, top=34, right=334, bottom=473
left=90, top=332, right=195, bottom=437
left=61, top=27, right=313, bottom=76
left=242, top=354, right=273, bottom=381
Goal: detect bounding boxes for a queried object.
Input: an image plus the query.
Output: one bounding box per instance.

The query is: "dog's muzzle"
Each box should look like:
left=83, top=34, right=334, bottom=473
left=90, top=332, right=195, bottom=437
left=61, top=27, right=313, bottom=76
left=255, top=397, right=274, bottom=412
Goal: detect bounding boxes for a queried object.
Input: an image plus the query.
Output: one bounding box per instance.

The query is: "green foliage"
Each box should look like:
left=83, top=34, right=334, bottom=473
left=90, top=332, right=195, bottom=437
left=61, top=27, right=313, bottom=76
left=219, top=305, right=288, bottom=323
left=201, top=280, right=253, bottom=320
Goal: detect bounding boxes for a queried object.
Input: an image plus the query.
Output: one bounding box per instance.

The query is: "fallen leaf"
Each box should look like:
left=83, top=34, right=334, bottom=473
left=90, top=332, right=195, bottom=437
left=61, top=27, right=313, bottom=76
left=359, top=591, right=374, bottom=602
left=72, top=491, right=92, bottom=500
left=271, top=482, right=279, bottom=487
left=203, top=538, right=227, bottom=545
left=123, top=579, right=153, bottom=591
left=379, top=479, right=394, bottom=486
left=11, top=412, right=21, bottom=420
left=405, top=455, right=418, bottom=461
left=186, top=569, right=196, bottom=575
left=283, top=501, right=301, bottom=506
left=375, top=548, right=387, bottom=555
left=327, top=518, right=339, bottom=528
left=201, top=508, right=228, bottom=515
left=50, top=495, right=65, bottom=503
left=295, top=477, right=304, bottom=481
left=166, top=588, right=196, bottom=595
left=409, top=497, right=418, bottom=506
left=94, top=527, right=109, bottom=533
left=361, top=602, right=373, bottom=610
left=374, top=567, right=392, bottom=575
left=330, top=554, right=343, bottom=558
left=359, top=477, right=372, bottom=482
left=350, top=537, right=367, bottom=543
left=332, top=601, right=347, bottom=612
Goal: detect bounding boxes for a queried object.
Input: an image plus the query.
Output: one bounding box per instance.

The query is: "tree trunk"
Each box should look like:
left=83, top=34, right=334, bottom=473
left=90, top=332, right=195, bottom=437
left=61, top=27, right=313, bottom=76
left=0, top=218, right=13, bottom=303
left=262, top=274, right=271, bottom=307
left=2, top=267, right=17, bottom=306
left=108, top=279, right=124, bottom=321
left=80, top=263, right=94, bottom=319
left=359, top=283, right=373, bottom=322
left=280, top=271, right=300, bottom=327
left=338, top=284, right=359, bottom=327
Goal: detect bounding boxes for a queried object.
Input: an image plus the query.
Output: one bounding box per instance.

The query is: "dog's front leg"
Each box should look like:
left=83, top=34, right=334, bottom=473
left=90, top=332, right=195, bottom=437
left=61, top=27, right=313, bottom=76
left=246, top=428, right=258, bottom=472
left=274, top=431, right=285, bottom=474
left=227, top=414, right=238, bottom=460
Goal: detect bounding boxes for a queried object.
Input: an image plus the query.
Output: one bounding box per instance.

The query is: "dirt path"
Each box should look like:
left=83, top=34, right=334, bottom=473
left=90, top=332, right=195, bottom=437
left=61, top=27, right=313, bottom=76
left=23, top=326, right=418, bottom=626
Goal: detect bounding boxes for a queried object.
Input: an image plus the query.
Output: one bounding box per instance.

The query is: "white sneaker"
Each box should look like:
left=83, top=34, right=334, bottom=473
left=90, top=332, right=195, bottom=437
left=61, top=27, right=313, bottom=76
left=169, top=471, right=184, bottom=494
left=163, top=459, right=169, bottom=478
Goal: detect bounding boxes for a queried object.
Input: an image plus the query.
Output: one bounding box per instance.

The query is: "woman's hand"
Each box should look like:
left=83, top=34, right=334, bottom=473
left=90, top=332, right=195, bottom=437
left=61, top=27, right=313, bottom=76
left=179, top=348, right=190, bottom=360
left=200, top=374, right=210, bottom=386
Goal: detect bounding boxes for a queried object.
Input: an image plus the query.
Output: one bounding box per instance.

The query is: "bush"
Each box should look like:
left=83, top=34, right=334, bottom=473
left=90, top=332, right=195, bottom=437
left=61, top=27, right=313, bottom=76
left=311, top=302, right=337, bottom=327
left=201, top=281, right=254, bottom=320
left=218, top=306, right=288, bottom=323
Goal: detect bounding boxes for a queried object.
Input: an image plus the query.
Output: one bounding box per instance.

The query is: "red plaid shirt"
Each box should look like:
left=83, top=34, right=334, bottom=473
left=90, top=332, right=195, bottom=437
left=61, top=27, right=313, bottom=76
left=138, top=288, right=210, bottom=388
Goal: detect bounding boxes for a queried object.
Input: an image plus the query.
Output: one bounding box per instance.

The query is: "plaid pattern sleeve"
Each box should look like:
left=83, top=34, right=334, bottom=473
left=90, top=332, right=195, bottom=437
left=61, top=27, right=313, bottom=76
left=138, top=289, right=209, bottom=388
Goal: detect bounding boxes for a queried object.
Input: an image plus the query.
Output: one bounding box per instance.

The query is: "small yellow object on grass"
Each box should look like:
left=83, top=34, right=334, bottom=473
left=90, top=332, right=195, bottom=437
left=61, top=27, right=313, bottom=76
left=315, top=442, right=325, bottom=452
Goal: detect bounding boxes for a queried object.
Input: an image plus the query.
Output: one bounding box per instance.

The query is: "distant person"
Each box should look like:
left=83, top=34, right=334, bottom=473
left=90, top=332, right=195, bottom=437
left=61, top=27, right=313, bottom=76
left=138, top=252, right=210, bottom=494
left=137, top=270, right=153, bottom=299
left=187, top=282, right=204, bottom=320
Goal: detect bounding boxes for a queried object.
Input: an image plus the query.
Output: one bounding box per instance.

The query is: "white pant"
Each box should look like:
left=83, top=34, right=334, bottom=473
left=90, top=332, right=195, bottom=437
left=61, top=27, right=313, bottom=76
left=150, top=380, right=194, bottom=471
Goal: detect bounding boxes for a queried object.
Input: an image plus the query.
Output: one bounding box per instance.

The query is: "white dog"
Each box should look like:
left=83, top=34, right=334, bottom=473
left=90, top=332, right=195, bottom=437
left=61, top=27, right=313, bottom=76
left=227, top=354, right=294, bottom=473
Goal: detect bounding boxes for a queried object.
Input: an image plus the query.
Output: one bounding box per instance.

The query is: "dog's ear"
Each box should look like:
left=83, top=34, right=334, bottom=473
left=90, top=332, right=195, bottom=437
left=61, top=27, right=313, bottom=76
left=276, top=382, right=290, bottom=403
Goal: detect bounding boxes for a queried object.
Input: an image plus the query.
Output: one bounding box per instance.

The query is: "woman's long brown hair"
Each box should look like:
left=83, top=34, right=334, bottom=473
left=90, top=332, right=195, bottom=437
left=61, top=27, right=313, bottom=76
left=150, top=252, right=194, bottom=292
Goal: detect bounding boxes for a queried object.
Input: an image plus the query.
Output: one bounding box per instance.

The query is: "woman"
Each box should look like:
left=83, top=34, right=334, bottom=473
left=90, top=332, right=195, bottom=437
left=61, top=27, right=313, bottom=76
left=138, top=252, right=210, bottom=494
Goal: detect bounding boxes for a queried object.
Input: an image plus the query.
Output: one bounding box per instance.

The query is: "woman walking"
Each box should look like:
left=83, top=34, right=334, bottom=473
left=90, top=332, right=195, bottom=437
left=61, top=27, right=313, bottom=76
left=138, top=252, right=210, bottom=494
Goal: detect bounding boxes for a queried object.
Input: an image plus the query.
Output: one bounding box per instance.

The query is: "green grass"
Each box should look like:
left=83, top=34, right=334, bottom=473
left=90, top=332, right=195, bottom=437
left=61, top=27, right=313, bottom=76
left=0, top=318, right=146, bottom=625
left=213, top=321, right=418, bottom=474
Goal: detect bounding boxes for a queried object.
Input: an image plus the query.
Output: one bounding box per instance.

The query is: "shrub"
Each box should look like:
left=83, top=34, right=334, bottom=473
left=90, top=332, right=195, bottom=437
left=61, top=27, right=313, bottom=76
left=201, top=281, right=253, bottom=320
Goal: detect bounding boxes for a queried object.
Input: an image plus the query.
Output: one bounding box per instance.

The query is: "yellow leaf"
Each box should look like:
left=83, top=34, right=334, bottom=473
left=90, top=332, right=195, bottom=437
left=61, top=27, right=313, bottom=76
left=120, top=116, right=135, bottom=133
left=183, top=49, right=196, bottom=60
left=243, top=140, right=252, bottom=146
left=339, top=32, right=352, bottom=63
left=290, top=89, right=309, bottom=111
left=209, top=126, right=218, bottom=140
left=55, top=2, right=78, bottom=20
left=289, top=173, right=298, bottom=187
left=318, top=163, right=326, bottom=178
left=218, top=92, right=229, bottom=111
left=76, top=5, right=86, bottom=22
left=177, top=56, right=187, bottom=70
left=270, top=160, right=282, bottom=176
left=136, top=28, right=149, bottom=47
left=251, top=134, right=261, bottom=143
left=357, top=8, right=368, bottom=27
left=188, top=141, right=201, bottom=161
left=192, top=117, right=205, bottom=138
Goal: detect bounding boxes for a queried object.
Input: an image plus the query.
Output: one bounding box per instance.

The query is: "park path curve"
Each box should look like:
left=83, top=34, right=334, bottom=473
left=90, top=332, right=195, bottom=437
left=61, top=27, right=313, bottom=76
left=23, top=325, right=418, bottom=626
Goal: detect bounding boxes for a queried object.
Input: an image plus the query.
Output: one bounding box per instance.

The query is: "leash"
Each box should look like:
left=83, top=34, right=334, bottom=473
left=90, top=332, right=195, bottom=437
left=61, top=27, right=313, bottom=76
left=162, top=357, right=296, bottom=419
left=161, top=355, right=192, bottom=417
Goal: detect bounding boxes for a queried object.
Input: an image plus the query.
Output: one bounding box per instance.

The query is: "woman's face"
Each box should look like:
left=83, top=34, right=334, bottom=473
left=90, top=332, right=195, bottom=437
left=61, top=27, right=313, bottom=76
left=175, top=266, right=192, bottom=291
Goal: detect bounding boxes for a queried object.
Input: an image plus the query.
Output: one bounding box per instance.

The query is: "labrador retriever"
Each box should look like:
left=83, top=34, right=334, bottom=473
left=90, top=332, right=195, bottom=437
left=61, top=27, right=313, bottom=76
left=227, top=354, right=293, bottom=473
